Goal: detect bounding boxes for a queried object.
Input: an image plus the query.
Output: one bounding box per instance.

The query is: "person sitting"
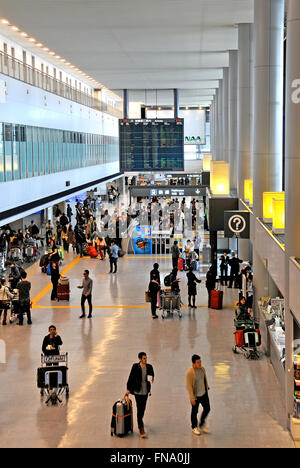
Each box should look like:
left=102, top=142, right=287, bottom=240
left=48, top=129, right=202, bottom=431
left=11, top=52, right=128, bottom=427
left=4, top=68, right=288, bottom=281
left=236, top=297, right=252, bottom=322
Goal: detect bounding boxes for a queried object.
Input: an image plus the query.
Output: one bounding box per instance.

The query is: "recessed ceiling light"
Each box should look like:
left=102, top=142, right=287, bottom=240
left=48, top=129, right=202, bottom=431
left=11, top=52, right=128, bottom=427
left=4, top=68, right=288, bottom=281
left=20, top=32, right=28, bottom=37
left=43, top=47, right=50, bottom=52
left=36, top=43, right=43, bottom=47
left=49, top=51, right=55, bottom=56
left=29, top=37, right=36, bottom=43
left=11, top=26, right=19, bottom=31
left=55, top=55, right=61, bottom=59
left=1, top=19, right=10, bottom=25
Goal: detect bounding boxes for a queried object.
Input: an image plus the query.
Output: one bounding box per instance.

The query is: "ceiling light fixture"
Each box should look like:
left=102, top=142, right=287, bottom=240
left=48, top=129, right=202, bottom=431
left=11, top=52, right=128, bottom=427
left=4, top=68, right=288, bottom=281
left=20, top=32, right=28, bottom=37
left=29, top=37, right=36, bottom=43
left=11, top=26, right=19, bottom=31
left=1, top=19, right=10, bottom=25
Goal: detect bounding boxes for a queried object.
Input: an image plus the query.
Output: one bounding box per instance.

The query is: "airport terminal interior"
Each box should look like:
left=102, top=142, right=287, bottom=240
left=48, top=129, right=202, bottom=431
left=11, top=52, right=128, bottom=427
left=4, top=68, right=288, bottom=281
left=0, top=0, right=299, bottom=450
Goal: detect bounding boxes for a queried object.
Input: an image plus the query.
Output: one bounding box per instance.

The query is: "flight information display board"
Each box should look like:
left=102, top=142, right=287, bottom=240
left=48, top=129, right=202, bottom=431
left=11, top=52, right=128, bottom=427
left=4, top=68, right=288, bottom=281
left=119, top=119, right=184, bottom=171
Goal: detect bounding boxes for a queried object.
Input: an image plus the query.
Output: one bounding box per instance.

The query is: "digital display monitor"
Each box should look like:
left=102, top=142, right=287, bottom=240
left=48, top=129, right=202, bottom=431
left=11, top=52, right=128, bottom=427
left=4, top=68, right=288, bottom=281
left=119, top=119, right=184, bottom=171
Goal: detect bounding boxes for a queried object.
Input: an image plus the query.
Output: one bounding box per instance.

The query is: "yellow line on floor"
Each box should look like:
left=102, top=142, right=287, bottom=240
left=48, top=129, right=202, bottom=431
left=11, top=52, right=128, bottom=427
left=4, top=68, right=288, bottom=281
left=81, top=255, right=203, bottom=260
left=31, top=256, right=82, bottom=306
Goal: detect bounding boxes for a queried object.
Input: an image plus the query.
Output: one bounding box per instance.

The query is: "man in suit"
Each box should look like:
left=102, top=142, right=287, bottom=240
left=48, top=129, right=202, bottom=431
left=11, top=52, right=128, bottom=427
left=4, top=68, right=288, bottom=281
left=228, top=252, right=243, bottom=288
left=220, top=252, right=229, bottom=286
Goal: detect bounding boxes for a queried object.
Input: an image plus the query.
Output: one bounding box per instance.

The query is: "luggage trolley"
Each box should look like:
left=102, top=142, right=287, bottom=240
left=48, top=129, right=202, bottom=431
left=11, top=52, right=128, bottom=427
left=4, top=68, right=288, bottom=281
left=233, top=318, right=261, bottom=360
left=9, top=289, right=20, bottom=324
left=160, top=289, right=182, bottom=319
left=37, top=353, right=70, bottom=405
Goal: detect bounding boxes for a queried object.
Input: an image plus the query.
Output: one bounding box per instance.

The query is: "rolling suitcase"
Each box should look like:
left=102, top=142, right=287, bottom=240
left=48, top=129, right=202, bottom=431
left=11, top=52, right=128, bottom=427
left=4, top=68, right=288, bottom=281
left=57, top=283, right=70, bottom=301
left=178, top=258, right=184, bottom=271
left=37, top=366, right=68, bottom=389
left=111, top=397, right=133, bottom=437
left=210, top=290, right=223, bottom=310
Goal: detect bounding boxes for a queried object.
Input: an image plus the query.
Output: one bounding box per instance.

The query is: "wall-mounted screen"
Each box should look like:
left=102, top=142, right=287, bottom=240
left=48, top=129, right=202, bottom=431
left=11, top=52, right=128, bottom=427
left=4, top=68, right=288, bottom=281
left=119, top=119, right=184, bottom=171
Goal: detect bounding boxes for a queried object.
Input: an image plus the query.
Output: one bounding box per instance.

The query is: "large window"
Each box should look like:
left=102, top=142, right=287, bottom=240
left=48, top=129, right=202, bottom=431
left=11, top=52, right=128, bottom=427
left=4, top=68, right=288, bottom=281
left=0, top=122, right=119, bottom=182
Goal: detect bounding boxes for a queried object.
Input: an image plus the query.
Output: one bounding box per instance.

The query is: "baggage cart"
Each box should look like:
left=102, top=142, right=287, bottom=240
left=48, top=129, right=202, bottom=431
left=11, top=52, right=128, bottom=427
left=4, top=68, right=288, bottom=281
left=160, top=289, right=182, bottom=319
left=37, top=353, right=69, bottom=405
left=232, top=316, right=261, bottom=360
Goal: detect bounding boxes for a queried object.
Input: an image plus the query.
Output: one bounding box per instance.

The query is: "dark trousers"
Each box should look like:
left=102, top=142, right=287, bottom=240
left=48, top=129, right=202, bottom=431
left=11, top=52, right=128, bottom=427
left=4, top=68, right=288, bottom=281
left=81, top=294, right=92, bottom=316
left=135, top=394, right=148, bottom=430
left=18, top=300, right=32, bottom=325
left=51, top=280, right=58, bottom=300
left=110, top=257, right=118, bottom=273
left=229, top=271, right=239, bottom=288
left=150, top=297, right=158, bottom=316
left=172, top=257, right=179, bottom=269
left=220, top=267, right=228, bottom=285
left=191, top=393, right=211, bottom=429
left=207, top=288, right=213, bottom=307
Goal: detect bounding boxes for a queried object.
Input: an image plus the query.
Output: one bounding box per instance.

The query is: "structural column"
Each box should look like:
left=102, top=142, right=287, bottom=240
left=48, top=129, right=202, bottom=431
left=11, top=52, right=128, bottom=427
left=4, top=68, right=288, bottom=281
left=222, top=68, right=229, bottom=163
left=237, top=24, right=253, bottom=199
left=214, top=89, right=220, bottom=160
left=123, top=89, right=129, bottom=119
left=174, top=89, right=179, bottom=119
left=252, top=0, right=284, bottom=219
left=285, top=0, right=300, bottom=418
left=210, top=99, right=216, bottom=159
left=218, top=79, right=224, bottom=160
left=228, top=51, right=238, bottom=191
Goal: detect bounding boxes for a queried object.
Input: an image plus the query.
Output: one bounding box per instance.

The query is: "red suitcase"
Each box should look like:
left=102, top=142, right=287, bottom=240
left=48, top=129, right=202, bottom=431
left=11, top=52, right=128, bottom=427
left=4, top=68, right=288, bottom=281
left=234, top=330, right=244, bottom=347
left=87, top=246, right=98, bottom=258
left=57, top=283, right=70, bottom=301
left=178, top=258, right=184, bottom=271
left=210, top=290, right=223, bottom=309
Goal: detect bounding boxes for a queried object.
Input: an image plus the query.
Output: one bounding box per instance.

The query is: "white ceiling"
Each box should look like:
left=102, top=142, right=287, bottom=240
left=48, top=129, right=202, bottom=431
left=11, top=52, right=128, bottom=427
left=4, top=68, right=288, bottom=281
left=0, top=0, right=254, bottom=105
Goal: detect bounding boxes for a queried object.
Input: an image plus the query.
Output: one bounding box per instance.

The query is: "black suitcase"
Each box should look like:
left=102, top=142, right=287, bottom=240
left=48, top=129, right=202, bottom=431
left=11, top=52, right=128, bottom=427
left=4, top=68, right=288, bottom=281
left=111, top=398, right=133, bottom=437
left=37, top=366, right=68, bottom=389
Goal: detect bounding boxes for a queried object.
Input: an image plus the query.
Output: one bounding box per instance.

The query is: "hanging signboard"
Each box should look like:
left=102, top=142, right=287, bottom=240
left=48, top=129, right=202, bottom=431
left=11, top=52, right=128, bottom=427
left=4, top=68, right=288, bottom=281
left=224, top=211, right=250, bottom=239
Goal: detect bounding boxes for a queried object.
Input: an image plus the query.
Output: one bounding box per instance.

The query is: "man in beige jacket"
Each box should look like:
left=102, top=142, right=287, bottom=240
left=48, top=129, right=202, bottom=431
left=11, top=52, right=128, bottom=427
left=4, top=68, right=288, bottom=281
left=186, top=354, right=211, bottom=436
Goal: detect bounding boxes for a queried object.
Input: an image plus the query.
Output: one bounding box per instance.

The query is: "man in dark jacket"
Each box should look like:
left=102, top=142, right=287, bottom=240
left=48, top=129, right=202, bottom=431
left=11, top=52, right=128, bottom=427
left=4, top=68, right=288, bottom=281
left=42, top=325, right=63, bottom=356
left=228, top=252, right=243, bottom=288
left=126, top=352, right=155, bottom=438
left=220, top=252, right=229, bottom=286
left=206, top=266, right=217, bottom=308
left=171, top=241, right=180, bottom=269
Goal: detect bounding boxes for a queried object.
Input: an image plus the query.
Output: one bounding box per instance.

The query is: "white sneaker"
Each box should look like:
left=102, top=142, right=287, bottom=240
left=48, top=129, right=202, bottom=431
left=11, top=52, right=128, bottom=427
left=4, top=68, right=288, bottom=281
left=192, top=427, right=201, bottom=436
left=200, top=426, right=211, bottom=434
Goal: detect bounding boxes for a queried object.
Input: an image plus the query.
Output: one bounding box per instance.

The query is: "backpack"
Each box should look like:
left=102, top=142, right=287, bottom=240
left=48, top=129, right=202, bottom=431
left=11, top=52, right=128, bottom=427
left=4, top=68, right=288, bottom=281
left=164, top=274, right=172, bottom=287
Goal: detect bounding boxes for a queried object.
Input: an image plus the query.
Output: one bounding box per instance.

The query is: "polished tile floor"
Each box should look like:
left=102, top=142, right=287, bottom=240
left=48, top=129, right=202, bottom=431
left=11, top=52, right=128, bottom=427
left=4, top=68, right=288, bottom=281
left=0, top=252, right=294, bottom=448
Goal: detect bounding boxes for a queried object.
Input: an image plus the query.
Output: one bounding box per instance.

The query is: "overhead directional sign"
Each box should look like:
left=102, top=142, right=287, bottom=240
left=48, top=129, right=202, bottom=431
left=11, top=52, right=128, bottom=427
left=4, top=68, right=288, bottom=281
left=130, top=185, right=207, bottom=198
left=224, top=211, right=250, bottom=239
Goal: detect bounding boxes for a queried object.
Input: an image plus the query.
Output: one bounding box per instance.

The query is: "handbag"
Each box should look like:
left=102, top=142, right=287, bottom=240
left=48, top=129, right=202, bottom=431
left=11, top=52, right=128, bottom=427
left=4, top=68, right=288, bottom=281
left=145, top=291, right=151, bottom=303
left=59, top=276, right=69, bottom=286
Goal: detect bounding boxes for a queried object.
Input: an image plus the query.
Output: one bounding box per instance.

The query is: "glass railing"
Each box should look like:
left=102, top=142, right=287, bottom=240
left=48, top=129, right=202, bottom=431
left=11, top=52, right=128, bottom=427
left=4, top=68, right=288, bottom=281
left=0, top=51, right=123, bottom=118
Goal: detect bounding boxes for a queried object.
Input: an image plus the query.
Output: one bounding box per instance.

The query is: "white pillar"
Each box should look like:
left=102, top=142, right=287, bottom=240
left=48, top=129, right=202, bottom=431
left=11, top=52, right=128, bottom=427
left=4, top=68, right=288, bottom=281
left=252, top=0, right=284, bottom=219
left=228, top=50, right=238, bottom=191
left=222, top=68, right=229, bottom=163
left=237, top=23, right=253, bottom=199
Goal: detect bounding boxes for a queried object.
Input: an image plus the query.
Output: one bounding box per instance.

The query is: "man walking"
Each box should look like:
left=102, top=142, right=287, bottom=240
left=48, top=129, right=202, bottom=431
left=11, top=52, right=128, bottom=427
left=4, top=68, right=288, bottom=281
left=186, top=354, right=211, bottom=436
left=109, top=240, right=119, bottom=274
left=126, top=352, right=155, bottom=438
left=16, top=271, right=32, bottom=325
left=228, top=252, right=243, bottom=288
left=78, top=270, right=93, bottom=318
left=171, top=241, right=180, bottom=269
left=220, top=252, right=229, bottom=286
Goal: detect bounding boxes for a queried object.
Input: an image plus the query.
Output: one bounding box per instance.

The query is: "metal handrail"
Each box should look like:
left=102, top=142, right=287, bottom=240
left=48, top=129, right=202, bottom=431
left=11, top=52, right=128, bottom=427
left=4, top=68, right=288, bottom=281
left=0, top=51, right=122, bottom=118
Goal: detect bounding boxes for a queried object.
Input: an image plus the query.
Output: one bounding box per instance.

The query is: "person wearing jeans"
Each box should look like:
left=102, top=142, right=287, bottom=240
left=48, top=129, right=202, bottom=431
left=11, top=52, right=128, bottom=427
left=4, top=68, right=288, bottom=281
left=109, top=240, right=119, bottom=274
left=186, top=354, right=211, bottom=436
left=78, top=270, right=93, bottom=318
left=126, top=352, right=155, bottom=439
